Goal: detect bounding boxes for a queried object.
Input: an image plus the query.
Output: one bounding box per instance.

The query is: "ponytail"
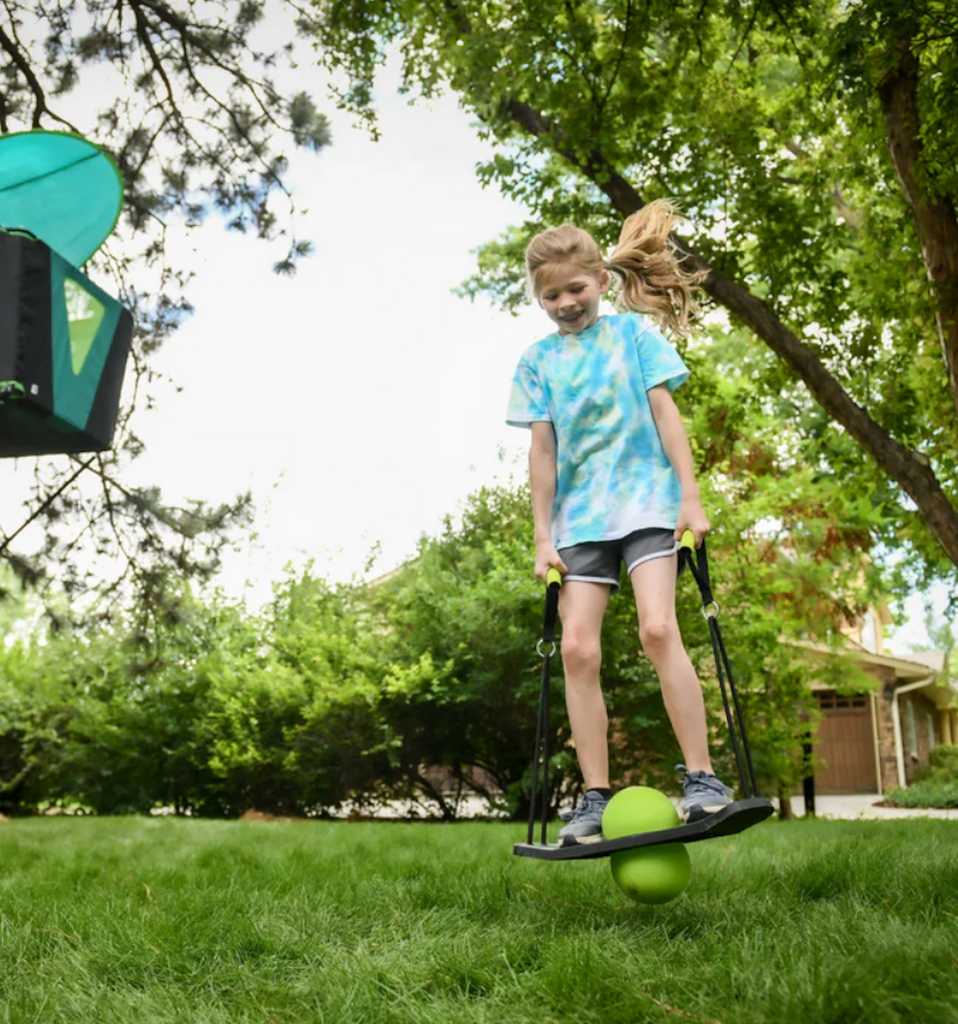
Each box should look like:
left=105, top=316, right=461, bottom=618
left=606, top=200, right=707, bottom=336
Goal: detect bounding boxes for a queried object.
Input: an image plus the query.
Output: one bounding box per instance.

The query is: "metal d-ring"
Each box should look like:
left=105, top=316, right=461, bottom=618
left=536, top=639, right=557, bottom=658
left=701, top=601, right=720, bottom=620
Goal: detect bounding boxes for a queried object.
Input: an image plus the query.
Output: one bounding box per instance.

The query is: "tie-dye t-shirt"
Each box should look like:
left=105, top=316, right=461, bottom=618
left=506, top=312, right=689, bottom=549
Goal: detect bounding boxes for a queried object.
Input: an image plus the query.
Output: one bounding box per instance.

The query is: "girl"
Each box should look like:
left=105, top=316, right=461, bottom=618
left=506, top=201, right=733, bottom=846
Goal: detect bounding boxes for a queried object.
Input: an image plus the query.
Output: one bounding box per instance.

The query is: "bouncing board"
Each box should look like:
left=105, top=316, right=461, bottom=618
left=514, top=797, right=774, bottom=861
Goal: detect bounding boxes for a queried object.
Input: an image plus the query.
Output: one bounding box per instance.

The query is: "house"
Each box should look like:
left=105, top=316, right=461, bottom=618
left=799, top=606, right=958, bottom=795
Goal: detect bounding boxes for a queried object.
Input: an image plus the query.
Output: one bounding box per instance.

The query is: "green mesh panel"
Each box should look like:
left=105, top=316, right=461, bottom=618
left=50, top=251, right=122, bottom=430
left=64, top=278, right=106, bottom=374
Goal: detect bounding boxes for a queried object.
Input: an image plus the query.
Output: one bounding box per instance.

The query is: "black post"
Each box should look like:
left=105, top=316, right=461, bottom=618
left=802, top=731, right=816, bottom=817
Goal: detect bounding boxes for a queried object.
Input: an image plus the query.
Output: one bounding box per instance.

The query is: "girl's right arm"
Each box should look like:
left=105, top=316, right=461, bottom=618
left=529, top=422, right=568, bottom=581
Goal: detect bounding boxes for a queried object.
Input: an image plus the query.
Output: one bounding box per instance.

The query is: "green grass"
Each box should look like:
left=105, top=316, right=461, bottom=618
left=1, top=816, right=958, bottom=1023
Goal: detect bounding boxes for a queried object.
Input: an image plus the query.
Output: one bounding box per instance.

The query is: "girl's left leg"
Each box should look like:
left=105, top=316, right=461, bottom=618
left=629, top=553, right=713, bottom=774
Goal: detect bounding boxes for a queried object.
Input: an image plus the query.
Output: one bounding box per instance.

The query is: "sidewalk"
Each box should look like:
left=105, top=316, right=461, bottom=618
left=340, top=792, right=958, bottom=822
left=779, top=793, right=958, bottom=821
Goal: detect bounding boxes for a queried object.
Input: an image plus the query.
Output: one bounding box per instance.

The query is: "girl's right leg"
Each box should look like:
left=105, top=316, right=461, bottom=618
left=558, top=580, right=611, bottom=789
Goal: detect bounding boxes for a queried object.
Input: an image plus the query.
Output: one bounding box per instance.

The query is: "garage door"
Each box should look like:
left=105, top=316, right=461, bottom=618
left=814, top=691, right=877, bottom=794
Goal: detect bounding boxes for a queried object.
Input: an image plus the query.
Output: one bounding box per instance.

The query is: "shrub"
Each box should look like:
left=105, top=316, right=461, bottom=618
left=928, top=744, right=958, bottom=779
left=884, top=778, right=958, bottom=809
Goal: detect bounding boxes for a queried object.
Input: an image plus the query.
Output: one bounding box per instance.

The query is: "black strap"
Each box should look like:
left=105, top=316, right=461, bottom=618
left=679, top=539, right=760, bottom=800
left=678, top=536, right=715, bottom=608
left=527, top=576, right=561, bottom=845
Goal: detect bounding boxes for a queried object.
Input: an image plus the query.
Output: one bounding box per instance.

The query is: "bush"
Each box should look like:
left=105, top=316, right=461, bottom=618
left=908, top=743, right=958, bottom=789
left=884, top=778, right=958, bottom=809
left=928, top=744, right=958, bottom=779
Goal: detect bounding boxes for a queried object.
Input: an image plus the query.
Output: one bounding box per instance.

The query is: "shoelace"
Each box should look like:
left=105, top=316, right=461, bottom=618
left=676, top=764, right=732, bottom=796
left=569, top=793, right=606, bottom=821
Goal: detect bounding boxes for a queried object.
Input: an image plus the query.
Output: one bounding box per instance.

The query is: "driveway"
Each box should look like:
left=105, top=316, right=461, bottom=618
left=780, top=793, right=958, bottom=821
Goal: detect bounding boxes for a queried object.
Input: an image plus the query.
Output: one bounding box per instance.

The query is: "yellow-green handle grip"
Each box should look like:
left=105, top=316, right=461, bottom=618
left=546, top=567, right=563, bottom=587
left=679, top=530, right=696, bottom=551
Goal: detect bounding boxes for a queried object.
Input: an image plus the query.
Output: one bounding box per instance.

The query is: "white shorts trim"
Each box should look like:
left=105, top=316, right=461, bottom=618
left=625, top=544, right=679, bottom=577
left=563, top=574, right=618, bottom=588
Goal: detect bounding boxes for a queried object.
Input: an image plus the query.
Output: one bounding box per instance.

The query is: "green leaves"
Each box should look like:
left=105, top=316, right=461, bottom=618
left=289, top=91, right=334, bottom=152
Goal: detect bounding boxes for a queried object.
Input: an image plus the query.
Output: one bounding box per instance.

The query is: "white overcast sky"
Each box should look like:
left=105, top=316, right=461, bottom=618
left=0, top=12, right=948, bottom=650
left=124, top=57, right=544, bottom=601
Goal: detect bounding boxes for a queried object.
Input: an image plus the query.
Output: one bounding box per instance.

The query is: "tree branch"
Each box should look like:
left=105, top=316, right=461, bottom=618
left=132, top=0, right=287, bottom=133
left=0, top=15, right=77, bottom=130
left=726, top=0, right=761, bottom=73
left=595, top=0, right=633, bottom=122
left=129, top=1, right=182, bottom=122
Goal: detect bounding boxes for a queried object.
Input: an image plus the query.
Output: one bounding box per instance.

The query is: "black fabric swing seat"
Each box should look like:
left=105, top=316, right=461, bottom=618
left=0, top=230, right=132, bottom=458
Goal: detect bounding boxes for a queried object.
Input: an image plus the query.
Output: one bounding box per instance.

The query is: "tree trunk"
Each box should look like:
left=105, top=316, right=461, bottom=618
left=777, top=787, right=793, bottom=821
left=878, top=26, right=958, bottom=426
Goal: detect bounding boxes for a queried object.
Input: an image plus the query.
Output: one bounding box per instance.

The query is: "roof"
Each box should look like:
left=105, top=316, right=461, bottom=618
left=899, top=649, right=948, bottom=673
left=790, top=638, right=957, bottom=707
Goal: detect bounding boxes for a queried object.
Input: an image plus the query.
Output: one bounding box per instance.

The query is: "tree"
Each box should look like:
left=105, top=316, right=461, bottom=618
left=0, top=576, right=388, bottom=818
left=915, top=605, right=958, bottom=681
left=267, top=568, right=397, bottom=813
left=0, top=0, right=331, bottom=610
left=311, top=0, right=958, bottom=576
left=0, top=585, right=261, bottom=816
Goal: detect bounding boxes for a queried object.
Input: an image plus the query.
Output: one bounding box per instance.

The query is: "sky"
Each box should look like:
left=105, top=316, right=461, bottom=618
left=124, top=58, right=545, bottom=602
left=0, top=14, right=951, bottom=652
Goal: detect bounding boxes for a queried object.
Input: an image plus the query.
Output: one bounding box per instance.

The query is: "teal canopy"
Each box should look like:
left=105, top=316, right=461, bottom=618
left=0, top=130, right=124, bottom=266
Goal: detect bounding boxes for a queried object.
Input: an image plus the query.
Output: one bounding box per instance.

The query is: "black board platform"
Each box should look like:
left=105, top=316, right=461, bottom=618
left=513, top=797, right=774, bottom=861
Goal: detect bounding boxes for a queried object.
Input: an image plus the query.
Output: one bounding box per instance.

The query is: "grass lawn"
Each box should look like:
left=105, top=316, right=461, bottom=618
left=1, top=815, right=957, bottom=1023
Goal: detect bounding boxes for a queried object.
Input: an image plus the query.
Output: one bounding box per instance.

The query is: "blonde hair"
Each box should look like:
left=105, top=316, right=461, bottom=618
left=525, top=200, right=707, bottom=336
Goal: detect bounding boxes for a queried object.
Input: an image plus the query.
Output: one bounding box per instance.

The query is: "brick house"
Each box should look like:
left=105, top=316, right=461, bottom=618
left=798, top=608, right=958, bottom=795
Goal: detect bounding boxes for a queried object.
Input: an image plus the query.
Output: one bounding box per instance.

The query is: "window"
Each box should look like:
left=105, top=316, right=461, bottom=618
left=816, top=690, right=867, bottom=710
left=928, top=712, right=937, bottom=752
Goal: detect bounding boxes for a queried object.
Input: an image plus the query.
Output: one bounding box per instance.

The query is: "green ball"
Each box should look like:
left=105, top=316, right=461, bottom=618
left=610, top=843, right=692, bottom=904
left=602, top=786, right=679, bottom=840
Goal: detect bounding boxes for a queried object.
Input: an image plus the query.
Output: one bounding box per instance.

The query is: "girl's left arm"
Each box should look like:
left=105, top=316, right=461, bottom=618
left=648, top=384, right=710, bottom=544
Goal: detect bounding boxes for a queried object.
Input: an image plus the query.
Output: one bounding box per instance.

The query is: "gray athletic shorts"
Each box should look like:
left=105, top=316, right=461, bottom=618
left=558, top=528, right=678, bottom=593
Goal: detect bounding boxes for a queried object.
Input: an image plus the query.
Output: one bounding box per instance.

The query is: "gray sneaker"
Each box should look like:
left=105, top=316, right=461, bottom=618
left=557, top=790, right=610, bottom=846
left=677, top=764, right=734, bottom=822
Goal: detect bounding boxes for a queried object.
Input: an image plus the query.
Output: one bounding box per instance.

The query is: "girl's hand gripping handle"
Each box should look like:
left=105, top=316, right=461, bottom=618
left=679, top=530, right=696, bottom=551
